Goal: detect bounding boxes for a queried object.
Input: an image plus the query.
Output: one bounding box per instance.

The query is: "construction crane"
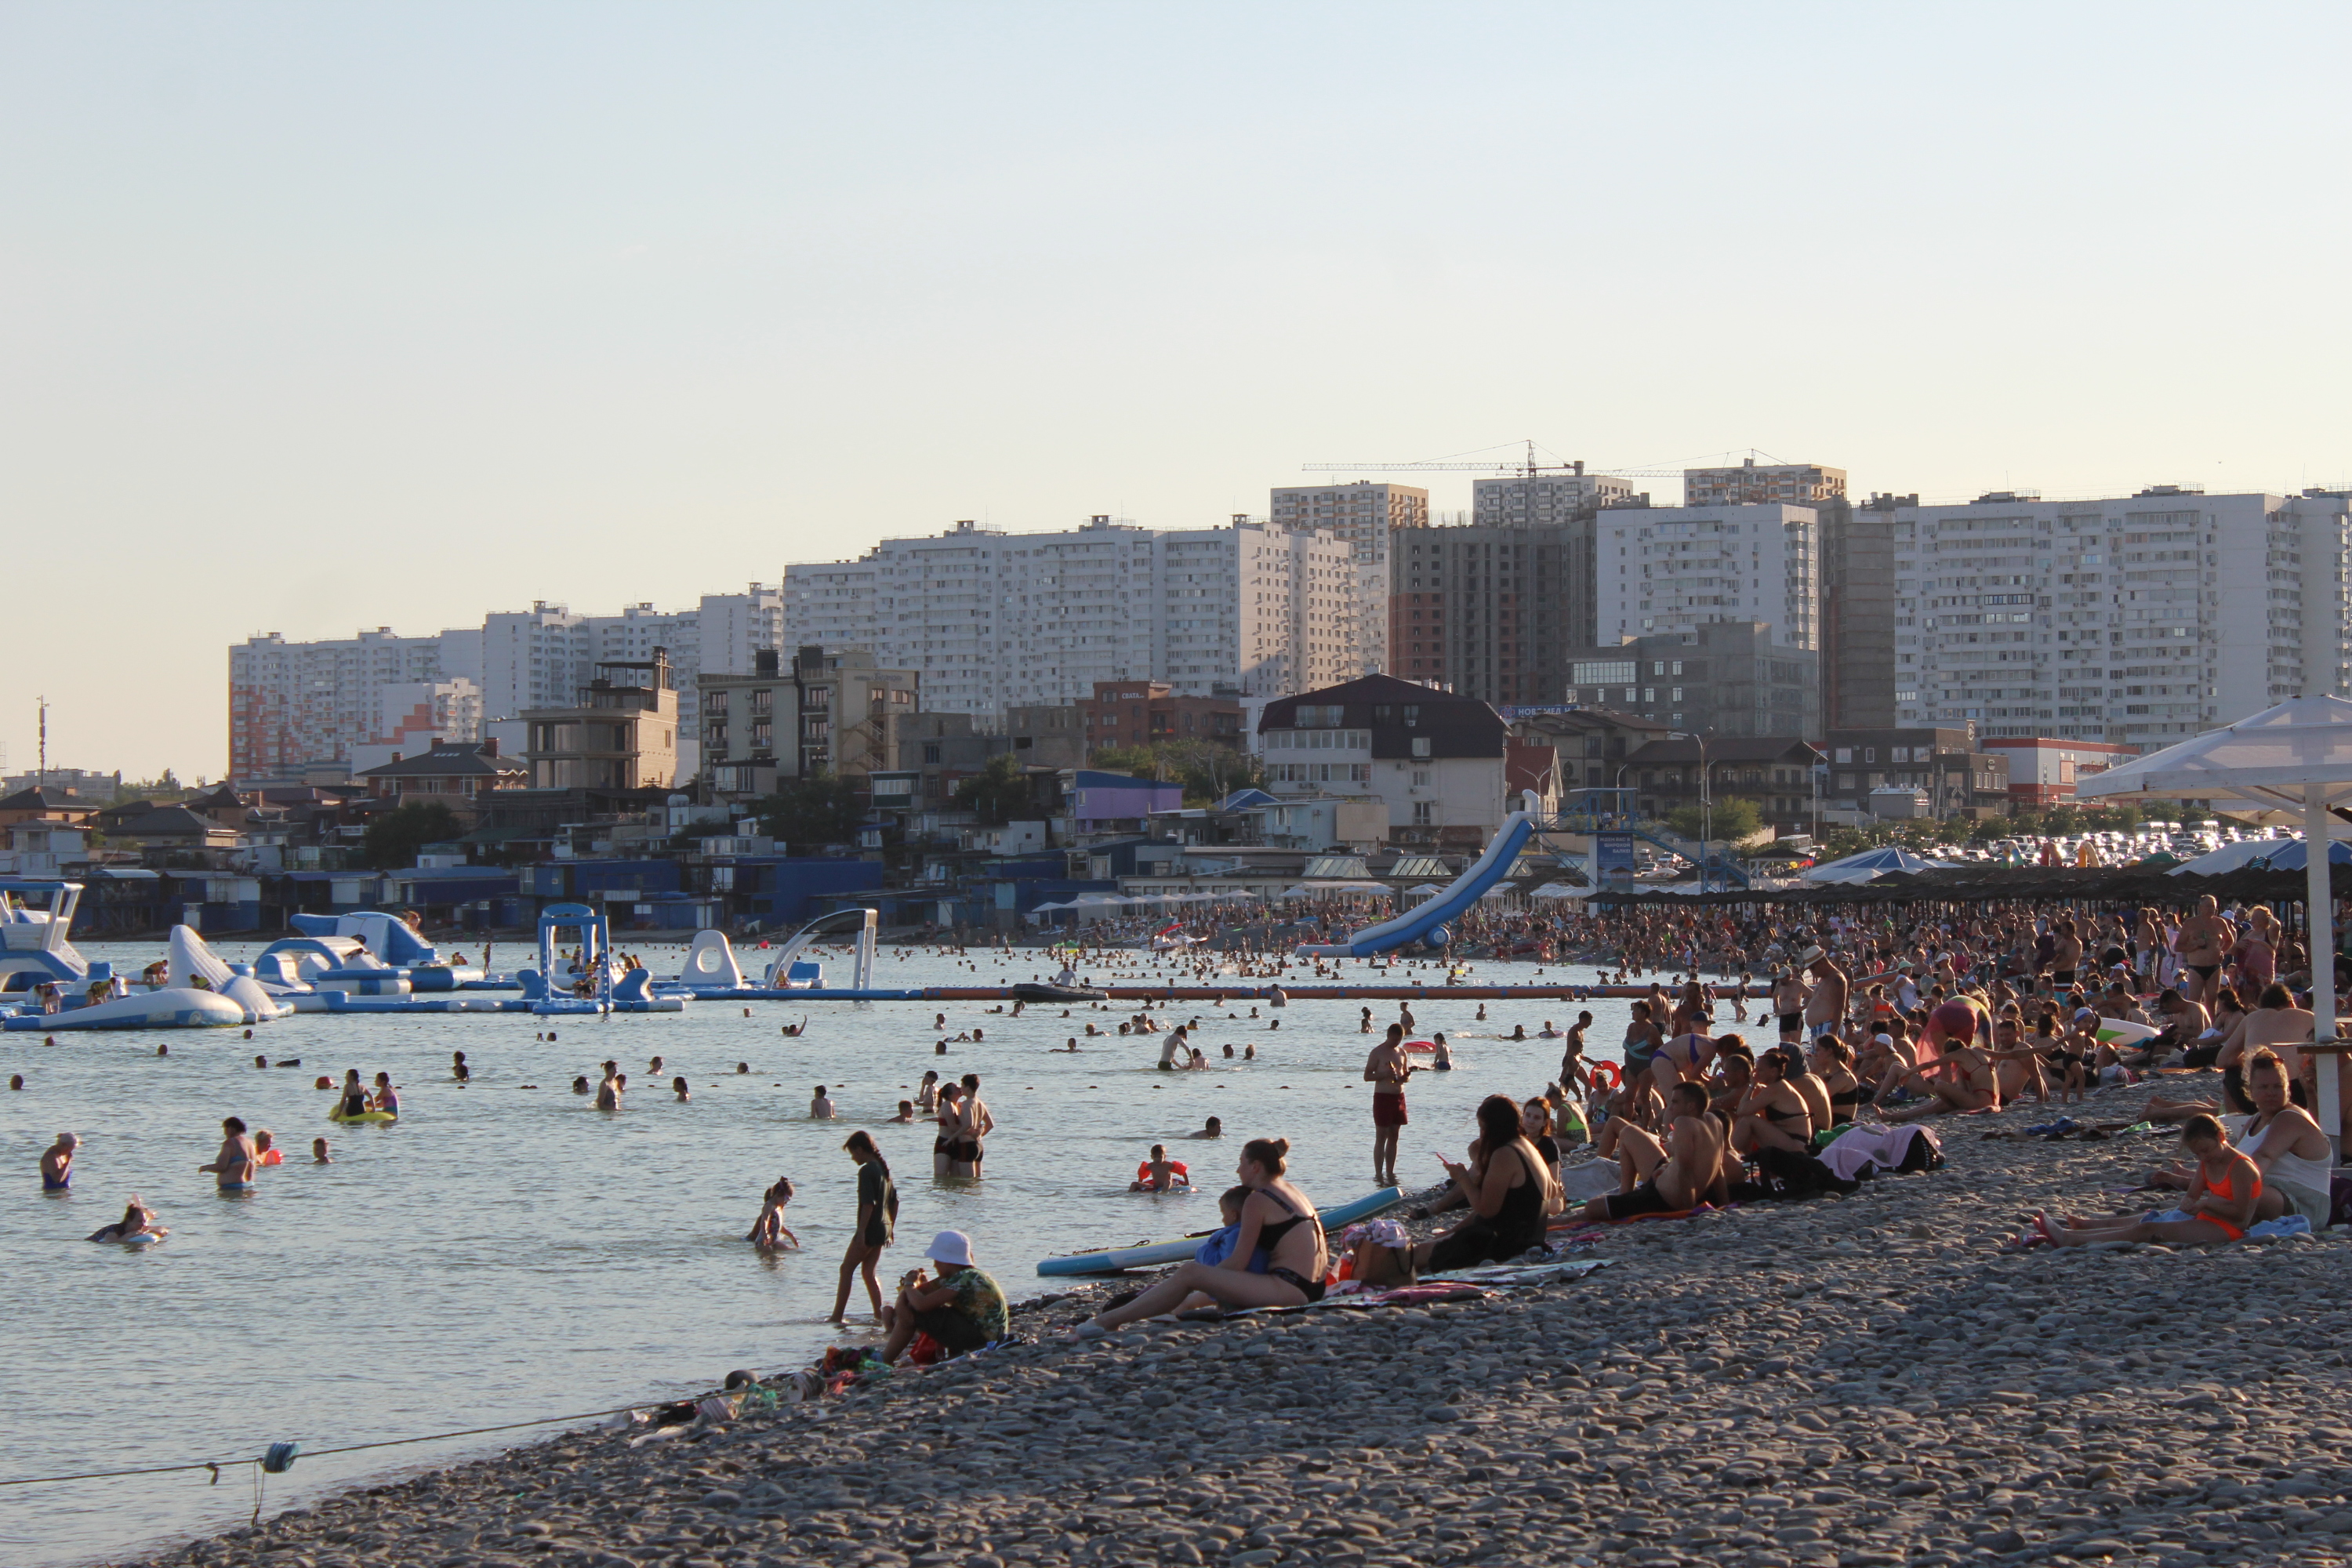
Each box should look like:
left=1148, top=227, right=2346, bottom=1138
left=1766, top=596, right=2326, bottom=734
left=1301, top=440, right=1784, bottom=481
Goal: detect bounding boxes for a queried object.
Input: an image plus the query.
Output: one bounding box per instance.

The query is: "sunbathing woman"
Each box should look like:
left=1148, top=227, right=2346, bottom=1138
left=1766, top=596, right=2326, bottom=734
left=1806, top=1034, right=1861, bottom=1127
left=1729, top=1047, right=1814, bottom=1156
left=1355, top=1095, right=1558, bottom=1284
left=2038, top=1113, right=2260, bottom=1247
left=1084, top=1138, right=1324, bottom=1330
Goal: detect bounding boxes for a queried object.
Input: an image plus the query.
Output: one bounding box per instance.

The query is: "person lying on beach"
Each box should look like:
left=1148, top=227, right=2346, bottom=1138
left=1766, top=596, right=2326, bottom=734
left=1580, top=1082, right=1722, bottom=1221
left=2036, top=1114, right=2261, bottom=1247
left=1081, top=1138, right=1325, bottom=1332
left=747, top=1177, right=800, bottom=1247
left=1131, top=1145, right=1191, bottom=1192
left=1356, top=1096, right=1559, bottom=1284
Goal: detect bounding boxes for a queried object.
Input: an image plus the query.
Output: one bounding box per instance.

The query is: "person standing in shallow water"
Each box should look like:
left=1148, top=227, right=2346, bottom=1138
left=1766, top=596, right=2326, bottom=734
left=829, top=1131, right=896, bottom=1323
left=1364, top=1025, right=1412, bottom=1187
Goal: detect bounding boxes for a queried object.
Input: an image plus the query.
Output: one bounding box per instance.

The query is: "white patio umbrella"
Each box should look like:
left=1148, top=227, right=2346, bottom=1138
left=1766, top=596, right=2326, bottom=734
left=1528, top=881, right=1590, bottom=900
left=1403, top=884, right=1444, bottom=902
left=2078, top=695, right=2352, bottom=1148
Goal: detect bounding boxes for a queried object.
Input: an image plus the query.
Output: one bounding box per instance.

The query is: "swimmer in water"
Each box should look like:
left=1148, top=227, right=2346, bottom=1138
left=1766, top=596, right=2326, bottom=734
left=811, top=1084, right=837, bottom=1119
left=9, top=1075, right=22, bottom=1091
left=916, top=1071, right=940, bottom=1112
left=254, top=1054, right=267, bottom=1069
left=199, top=1118, right=259, bottom=1190
left=1186, top=1116, right=1224, bottom=1139
left=891, top=1099, right=916, bottom=1123
left=252, top=1130, right=282, bottom=1167
left=648, top=1055, right=665, bottom=1075
left=338, top=1072, right=371, bottom=1119
left=572, top=1076, right=591, bottom=1095
left=312, top=1138, right=332, bottom=1164
left=452, top=1051, right=470, bottom=1083
left=747, top=1176, right=800, bottom=1247
left=1245, top=1043, right=1257, bottom=1060
left=88, top=1197, right=166, bottom=1244
left=1130, top=1144, right=1191, bottom=1192
left=1429, top=1033, right=1454, bottom=1070
left=736, top=1062, right=750, bottom=1074
left=41, top=1132, right=78, bottom=1191
left=1061, top=1037, right=1080, bottom=1052
left=372, top=1073, right=399, bottom=1116
left=782, top=1018, right=808, bottom=1037
left=673, top=1076, right=691, bottom=1102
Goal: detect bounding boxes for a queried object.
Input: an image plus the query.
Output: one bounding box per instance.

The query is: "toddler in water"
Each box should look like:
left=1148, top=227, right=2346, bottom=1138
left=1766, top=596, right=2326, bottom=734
left=747, top=1177, right=800, bottom=1247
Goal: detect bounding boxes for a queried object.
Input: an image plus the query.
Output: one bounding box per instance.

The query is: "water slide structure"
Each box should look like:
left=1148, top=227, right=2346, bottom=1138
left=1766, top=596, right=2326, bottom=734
left=1294, top=811, right=1544, bottom=959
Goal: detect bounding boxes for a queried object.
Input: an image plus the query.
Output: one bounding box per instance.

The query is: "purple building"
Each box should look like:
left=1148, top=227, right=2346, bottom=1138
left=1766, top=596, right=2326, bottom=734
left=1068, top=770, right=1183, bottom=829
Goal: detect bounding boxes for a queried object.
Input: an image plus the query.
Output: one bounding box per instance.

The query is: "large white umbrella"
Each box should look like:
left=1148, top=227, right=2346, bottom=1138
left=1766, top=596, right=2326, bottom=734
left=2079, top=695, right=2352, bottom=1147
left=1528, top=881, right=1588, bottom=900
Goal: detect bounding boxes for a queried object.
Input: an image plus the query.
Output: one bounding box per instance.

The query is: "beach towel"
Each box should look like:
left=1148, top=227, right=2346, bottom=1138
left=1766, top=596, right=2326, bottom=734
left=1817, top=1123, right=1942, bottom=1183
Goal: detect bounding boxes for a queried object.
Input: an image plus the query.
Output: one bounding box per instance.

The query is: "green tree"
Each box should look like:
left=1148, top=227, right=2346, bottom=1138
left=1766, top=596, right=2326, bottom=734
left=953, top=753, right=1035, bottom=825
left=753, top=773, right=864, bottom=853
left=361, top=801, right=463, bottom=869
left=1664, top=796, right=1762, bottom=842
left=1090, top=741, right=1264, bottom=804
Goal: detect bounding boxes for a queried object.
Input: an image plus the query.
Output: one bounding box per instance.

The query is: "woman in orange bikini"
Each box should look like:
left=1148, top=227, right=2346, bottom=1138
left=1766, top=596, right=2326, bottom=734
left=2034, top=1113, right=2263, bottom=1247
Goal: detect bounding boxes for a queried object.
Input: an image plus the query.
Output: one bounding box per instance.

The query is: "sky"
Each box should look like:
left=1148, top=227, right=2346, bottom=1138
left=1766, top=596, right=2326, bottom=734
left=5, top=3, right=2350, bottom=780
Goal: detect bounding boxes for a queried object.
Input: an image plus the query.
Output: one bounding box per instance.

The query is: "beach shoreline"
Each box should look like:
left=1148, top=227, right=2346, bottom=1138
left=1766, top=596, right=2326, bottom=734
left=105, top=1074, right=2352, bottom=1568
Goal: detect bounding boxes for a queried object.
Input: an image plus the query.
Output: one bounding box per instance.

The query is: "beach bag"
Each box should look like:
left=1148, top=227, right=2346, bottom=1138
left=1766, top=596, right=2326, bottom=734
left=1894, top=1127, right=1944, bottom=1173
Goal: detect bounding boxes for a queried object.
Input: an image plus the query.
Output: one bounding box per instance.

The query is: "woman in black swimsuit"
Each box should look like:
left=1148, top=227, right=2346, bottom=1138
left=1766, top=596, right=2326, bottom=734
left=1361, top=1095, right=1554, bottom=1281
left=828, top=1131, right=896, bottom=1323
left=1730, top=1049, right=1814, bottom=1156
left=1084, top=1138, right=1326, bottom=1331
left=1807, top=1035, right=1861, bottom=1127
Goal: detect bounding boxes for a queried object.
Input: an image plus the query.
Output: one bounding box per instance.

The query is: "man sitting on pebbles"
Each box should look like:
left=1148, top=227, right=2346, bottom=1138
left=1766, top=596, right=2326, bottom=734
left=1580, top=1081, right=1722, bottom=1221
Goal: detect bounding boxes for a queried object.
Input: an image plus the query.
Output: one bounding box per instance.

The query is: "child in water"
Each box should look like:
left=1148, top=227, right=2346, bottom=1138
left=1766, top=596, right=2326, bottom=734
left=746, top=1177, right=800, bottom=1247
left=312, top=1138, right=333, bottom=1164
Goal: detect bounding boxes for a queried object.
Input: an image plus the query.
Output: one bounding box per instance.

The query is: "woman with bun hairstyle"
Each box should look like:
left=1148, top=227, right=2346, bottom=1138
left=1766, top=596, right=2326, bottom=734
left=1081, top=1138, right=1324, bottom=1333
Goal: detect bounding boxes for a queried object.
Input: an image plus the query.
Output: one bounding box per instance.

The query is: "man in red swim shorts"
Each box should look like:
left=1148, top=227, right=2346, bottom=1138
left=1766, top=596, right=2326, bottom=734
left=1364, top=1024, right=1414, bottom=1187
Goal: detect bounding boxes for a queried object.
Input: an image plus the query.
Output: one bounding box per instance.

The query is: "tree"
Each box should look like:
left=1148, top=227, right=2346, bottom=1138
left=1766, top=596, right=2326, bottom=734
left=1090, top=741, right=1265, bottom=804
left=753, top=773, right=864, bottom=854
left=953, top=753, right=1034, bottom=826
left=1665, top=796, right=1762, bottom=843
left=362, top=801, right=463, bottom=869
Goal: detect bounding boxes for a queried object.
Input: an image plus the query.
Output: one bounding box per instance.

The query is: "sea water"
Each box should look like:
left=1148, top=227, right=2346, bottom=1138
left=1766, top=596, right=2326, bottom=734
left=0, top=942, right=1662, bottom=1566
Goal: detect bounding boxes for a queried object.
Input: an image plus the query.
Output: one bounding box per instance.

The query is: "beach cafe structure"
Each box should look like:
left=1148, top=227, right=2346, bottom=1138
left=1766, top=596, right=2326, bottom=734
left=2079, top=695, right=2352, bottom=1152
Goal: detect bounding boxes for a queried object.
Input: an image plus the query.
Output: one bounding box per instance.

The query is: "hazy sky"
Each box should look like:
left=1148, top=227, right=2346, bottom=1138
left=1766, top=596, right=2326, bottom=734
left=5, top=4, right=2349, bottom=779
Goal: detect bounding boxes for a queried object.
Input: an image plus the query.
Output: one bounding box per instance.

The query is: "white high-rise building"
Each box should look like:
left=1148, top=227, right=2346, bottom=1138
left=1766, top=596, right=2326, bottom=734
left=782, top=517, right=1362, bottom=716
left=1892, top=488, right=2352, bottom=746
left=1594, top=504, right=1819, bottom=651
left=229, top=626, right=480, bottom=783
left=1269, top=482, right=1428, bottom=674
left=234, top=586, right=783, bottom=784
left=1471, top=469, right=1638, bottom=526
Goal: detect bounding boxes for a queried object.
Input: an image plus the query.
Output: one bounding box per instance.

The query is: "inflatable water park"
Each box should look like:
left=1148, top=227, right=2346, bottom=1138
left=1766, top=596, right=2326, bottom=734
left=0, top=809, right=1745, bottom=1033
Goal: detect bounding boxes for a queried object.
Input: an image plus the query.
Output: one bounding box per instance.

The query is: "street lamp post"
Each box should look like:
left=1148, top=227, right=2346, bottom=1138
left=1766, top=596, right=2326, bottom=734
left=1669, top=729, right=1711, bottom=893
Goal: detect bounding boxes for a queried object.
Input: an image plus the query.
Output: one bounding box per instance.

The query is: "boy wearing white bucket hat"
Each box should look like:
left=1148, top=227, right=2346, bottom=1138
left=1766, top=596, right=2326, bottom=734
left=880, top=1229, right=1008, bottom=1365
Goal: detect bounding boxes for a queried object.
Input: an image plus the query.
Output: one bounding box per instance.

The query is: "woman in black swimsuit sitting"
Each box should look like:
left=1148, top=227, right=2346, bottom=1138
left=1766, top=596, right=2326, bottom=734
left=1084, top=1138, right=1326, bottom=1332
left=1356, top=1095, right=1557, bottom=1285
left=1807, top=1035, right=1861, bottom=1127
left=1729, top=1047, right=1815, bottom=1156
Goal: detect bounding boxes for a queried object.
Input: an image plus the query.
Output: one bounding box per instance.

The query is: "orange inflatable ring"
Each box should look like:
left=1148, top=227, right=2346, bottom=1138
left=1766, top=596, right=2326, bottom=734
left=1588, top=1061, right=1622, bottom=1091
left=1403, top=1039, right=1437, bottom=1054
left=1137, top=1160, right=1189, bottom=1184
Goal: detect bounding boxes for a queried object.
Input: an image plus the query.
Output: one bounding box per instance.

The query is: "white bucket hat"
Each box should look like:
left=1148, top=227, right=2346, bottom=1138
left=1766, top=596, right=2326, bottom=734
left=924, top=1229, right=975, bottom=1268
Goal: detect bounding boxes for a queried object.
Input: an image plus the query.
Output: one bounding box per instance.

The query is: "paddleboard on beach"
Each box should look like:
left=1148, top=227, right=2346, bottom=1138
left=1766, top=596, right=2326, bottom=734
left=1035, top=1185, right=1405, bottom=1276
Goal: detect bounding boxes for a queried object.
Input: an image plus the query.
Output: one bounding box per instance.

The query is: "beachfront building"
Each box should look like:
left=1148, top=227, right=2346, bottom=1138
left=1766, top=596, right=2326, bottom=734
left=1077, top=681, right=1244, bottom=757
left=1819, top=728, right=2009, bottom=821
left=1618, top=735, right=1825, bottom=840
left=1889, top=487, right=2352, bottom=746
left=1257, top=673, right=1509, bottom=848
left=1555, top=622, right=1819, bottom=740
left=353, top=739, right=528, bottom=822
left=782, top=517, right=1363, bottom=716
left=1978, top=735, right=2137, bottom=808
left=521, top=655, right=681, bottom=791
left=1594, top=503, right=1820, bottom=652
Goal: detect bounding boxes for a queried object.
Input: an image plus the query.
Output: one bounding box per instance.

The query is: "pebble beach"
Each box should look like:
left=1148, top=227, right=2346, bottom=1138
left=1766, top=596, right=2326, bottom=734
left=116, top=1069, right=2352, bottom=1568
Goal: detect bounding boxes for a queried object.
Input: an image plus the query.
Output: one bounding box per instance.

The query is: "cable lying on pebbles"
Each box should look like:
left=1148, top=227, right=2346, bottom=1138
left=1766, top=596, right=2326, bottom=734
left=125, top=1071, right=2352, bottom=1568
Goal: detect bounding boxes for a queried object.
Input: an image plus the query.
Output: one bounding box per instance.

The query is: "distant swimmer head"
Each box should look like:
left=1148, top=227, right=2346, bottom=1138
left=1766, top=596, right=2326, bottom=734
left=737, top=1062, right=750, bottom=1074
left=572, top=1076, right=590, bottom=1094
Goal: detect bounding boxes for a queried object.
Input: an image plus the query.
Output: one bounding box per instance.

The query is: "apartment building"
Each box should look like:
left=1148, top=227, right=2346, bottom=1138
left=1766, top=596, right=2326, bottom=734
left=1269, top=481, right=1428, bottom=674
left=1077, top=681, right=1243, bottom=755
left=1389, top=520, right=1595, bottom=705
left=1891, top=487, right=2352, bottom=746
left=1555, top=622, right=1818, bottom=739
left=1471, top=466, right=1639, bottom=525
left=782, top=517, right=1362, bottom=716
left=1819, top=728, right=2010, bottom=819
left=234, top=586, right=782, bottom=785
left=521, top=655, right=681, bottom=792
left=229, top=627, right=481, bottom=785
left=1682, top=459, right=1847, bottom=508
left=1594, top=504, right=1819, bottom=651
